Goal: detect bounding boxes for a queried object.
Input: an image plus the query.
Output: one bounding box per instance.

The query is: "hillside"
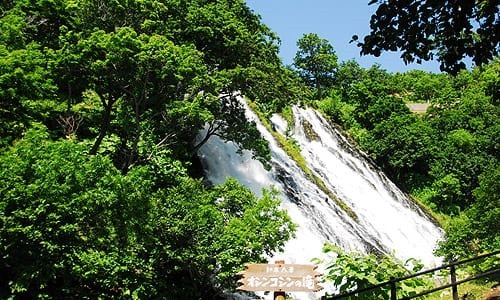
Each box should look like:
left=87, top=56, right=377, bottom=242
left=1, top=0, right=498, bottom=299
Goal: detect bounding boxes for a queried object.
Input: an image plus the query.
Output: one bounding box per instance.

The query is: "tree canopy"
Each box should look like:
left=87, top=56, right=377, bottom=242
left=293, top=33, right=338, bottom=98
left=0, top=0, right=301, bottom=164
left=0, top=0, right=299, bottom=298
left=354, top=0, right=500, bottom=74
left=0, top=127, right=295, bottom=298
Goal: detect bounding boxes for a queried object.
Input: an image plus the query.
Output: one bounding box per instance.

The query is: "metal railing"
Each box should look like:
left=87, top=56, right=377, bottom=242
left=322, top=250, right=499, bottom=300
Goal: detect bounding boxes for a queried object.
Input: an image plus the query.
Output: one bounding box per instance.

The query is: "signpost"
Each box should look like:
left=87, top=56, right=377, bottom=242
left=237, top=261, right=322, bottom=298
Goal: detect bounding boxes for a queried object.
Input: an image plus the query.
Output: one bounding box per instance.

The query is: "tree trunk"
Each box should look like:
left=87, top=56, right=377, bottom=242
left=90, top=99, right=114, bottom=155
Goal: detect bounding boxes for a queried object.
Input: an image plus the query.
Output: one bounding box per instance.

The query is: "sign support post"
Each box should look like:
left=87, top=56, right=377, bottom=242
left=273, top=260, right=286, bottom=300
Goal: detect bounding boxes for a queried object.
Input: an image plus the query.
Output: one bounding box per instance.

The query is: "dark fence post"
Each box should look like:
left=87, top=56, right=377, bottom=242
left=450, top=263, right=459, bottom=300
left=390, top=277, right=397, bottom=300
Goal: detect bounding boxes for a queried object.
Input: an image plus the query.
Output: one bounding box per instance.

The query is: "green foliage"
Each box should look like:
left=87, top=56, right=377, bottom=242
left=207, top=95, right=272, bottom=167
left=0, top=8, right=28, bottom=49
left=0, top=0, right=298, bottom=280
left=242, top=65, right=313, bottom=114
left=0, top=5, right=299, bottom=297
left=436, top=166, right=500, bottom=260
left=428, top=173, right=463, bottom=215
left=1, top=0, right=498, bottom=295
left=341, top=65, right=403, bottom=129
left=150, top=177, right=295, bottom=297
left=334, top=60, right=365, bottom=97
left=0, top=43, right=59, bottom=147
left=355, top=0, right=499, bottom=74
left=425, top=83, right=498, bottom=211
left=213, top=183, right=296, bottom=281
left=14, top=0, right=73, bottom=49
left=364, top=114, right=436, bottom=185
left=317, top=91, right=359, bottom=129
left=0, top=127, right=295, bottom=298
left=0, top=127, right=155, bottom=298
left=317, top=243, right=433, bottom=299
left=392, top=70, right=453, bottom=103
left=294, top=33, right=338, bottom=98
left=0, top=0, right=294, bottom=165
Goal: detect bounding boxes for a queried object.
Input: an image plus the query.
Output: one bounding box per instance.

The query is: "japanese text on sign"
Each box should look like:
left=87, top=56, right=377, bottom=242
left=237, top=263, right=322, bottom=292
left=245, top=275, right=316, bottom=289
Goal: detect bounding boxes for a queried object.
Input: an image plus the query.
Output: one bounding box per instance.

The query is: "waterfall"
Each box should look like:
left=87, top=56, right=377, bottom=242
left=197, top=97, right=443, bottom=298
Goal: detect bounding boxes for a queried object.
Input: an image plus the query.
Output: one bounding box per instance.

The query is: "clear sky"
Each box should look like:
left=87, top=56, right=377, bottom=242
left=245, top=1, right=442, bottom=73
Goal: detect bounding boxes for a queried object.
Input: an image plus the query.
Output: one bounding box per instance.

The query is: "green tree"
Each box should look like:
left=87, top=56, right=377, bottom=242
left=0, top=127, right=295, bottom=298
left=354, top=0, right=499, bottom=74
left=68, top=27, right=211, bottom=168
left=0, top=127, right=155, bottom=298
left=428, top=173, right=464, bottom=215
left=150, top=177, right=295, bottom=298
left=0, top=43, right=60, bottom=148
left=425, top=70, right=498, bottom=210
left=344, top=65, right=400, bottom=129
left=14, top=0, right=73, bottom=49
left=317, top=90, right=359, bottom=130
left=0, top=0, right=287, bottom=169
left=392, top=70, right=454, bottom=103
left=294, top=33, right=338, bottom=99
left=334, top=60, right=365, bottom=98
left=364, top=114, right=436, bottom=187
left=436, top=166, right=500, bottom=260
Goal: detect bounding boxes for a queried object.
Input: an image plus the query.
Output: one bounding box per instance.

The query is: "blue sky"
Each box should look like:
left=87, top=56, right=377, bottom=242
left=245, top=1, right=442, bottom=73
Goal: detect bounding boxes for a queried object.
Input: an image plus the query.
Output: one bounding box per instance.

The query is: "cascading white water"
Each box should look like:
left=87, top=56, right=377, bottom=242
left=197, top=97, right=443, bottom=299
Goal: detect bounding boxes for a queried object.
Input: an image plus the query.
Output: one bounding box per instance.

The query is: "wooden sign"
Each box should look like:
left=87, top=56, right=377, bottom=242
left=237, top=263, right=322, bottom=292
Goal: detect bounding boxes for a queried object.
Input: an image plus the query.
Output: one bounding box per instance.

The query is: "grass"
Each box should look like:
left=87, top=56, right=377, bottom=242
left=422, top=281, right=498, bottom=299
left=408, top=194, right=446, bottom=228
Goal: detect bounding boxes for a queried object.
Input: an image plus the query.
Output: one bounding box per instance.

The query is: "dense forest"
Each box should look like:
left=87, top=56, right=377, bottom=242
left=0, top=0, right=498, bottom=299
